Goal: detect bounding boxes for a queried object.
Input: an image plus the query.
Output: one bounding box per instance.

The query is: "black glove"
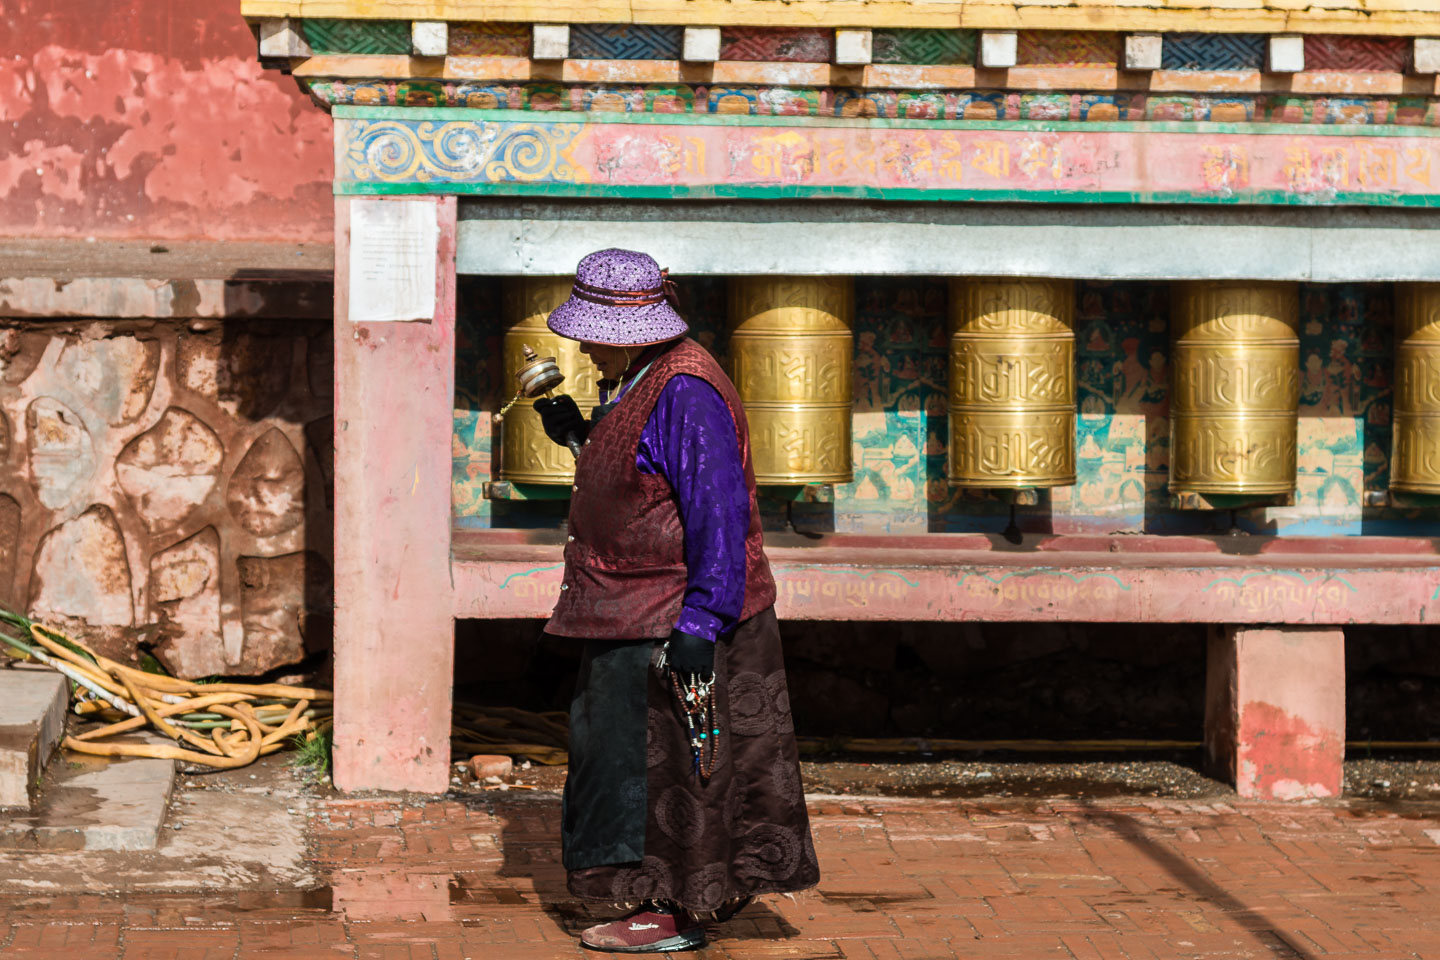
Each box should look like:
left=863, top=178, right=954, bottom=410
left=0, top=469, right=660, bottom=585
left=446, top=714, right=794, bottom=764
left=666, top=629, right=714, bottom=677
left=533, top=395, right=587, bottom=448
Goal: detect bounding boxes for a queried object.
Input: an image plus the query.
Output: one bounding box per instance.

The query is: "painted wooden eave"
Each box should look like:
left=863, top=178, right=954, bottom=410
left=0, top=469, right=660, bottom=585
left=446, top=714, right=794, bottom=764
left=241, top=0, right=1440, bottom=36
left=293, top=54, right=1440, bottom=94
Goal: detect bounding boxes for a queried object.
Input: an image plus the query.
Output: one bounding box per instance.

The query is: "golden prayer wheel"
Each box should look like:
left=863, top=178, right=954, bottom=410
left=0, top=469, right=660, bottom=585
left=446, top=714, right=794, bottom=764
left=1169, top=281, right=1299, bottom=495
left=728, top=277, right=854, bottom=484
left=947, top=278, right=1076, bottom=487
left=1392, top=284, right=1440, bottom=493
left=499, top=277, right=599, bottom=484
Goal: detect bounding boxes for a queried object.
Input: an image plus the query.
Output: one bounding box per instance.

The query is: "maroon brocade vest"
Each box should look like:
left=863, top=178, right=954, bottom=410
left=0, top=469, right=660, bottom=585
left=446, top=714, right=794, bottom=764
left=545, top=338, right=776, bottom=639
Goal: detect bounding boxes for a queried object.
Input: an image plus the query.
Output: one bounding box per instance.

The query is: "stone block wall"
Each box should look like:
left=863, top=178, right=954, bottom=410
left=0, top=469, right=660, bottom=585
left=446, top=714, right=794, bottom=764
left=0, top=317, right=333, bottom=678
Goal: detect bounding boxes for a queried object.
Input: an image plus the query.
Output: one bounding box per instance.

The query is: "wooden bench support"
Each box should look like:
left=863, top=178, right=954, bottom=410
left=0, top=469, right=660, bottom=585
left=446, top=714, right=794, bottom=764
left=1205, top=625, right=1345, bottom=800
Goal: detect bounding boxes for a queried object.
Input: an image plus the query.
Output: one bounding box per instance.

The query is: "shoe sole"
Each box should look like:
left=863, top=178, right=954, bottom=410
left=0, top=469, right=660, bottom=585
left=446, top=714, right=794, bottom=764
left=580, top=929, right=707, bottom=953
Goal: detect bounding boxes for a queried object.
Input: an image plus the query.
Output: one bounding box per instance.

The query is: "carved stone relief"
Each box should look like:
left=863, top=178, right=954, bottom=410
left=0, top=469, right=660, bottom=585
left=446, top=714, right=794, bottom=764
left=116, top=408, right=224, bottom=532
left=150, top=527, right=224, bottom=678
left=27, top=397, right=96, bottom=510
left=227, top=428, right=306, bottom=537
left=0, top=319, right=332, bottom=677
left=237, top=551, right=332, bottom=672
left=29, top=505, right=134, bottom=660
left=0, top=495, right=20, bottom=610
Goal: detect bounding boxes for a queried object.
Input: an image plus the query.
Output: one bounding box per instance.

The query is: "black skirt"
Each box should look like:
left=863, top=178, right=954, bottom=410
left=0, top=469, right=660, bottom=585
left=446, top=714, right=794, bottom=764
left=561, top=607, right=820, bottom=913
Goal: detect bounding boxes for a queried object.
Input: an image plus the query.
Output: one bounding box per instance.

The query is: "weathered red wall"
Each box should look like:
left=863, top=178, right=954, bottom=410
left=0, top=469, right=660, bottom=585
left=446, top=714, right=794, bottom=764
left=0, top=0, right=333, bottom=243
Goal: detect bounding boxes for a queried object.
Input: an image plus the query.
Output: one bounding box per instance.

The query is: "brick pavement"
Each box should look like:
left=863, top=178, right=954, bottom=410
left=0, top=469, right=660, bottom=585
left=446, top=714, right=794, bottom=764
left=2, top=792, right=1439, bottom=958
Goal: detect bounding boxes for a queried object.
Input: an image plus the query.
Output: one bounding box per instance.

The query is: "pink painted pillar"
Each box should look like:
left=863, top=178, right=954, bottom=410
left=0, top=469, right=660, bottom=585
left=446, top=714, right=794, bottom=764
left=332, top=195, right=457, bottom=793
left=1205, top=625, right=1345, bottom=801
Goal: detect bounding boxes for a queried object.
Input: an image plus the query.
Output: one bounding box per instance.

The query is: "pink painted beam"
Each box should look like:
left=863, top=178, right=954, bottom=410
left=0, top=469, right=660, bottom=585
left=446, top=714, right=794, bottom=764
left=451, top=534, right=1440, bottom=624
left=333, top=196, right=457, bottom=793
left=1205, top=626, right=1345, bottom=800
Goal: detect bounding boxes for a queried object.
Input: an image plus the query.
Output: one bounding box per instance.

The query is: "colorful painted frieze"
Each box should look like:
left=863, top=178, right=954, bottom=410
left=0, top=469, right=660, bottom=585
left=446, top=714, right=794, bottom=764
left=336, top=111, right=1440, bottom=208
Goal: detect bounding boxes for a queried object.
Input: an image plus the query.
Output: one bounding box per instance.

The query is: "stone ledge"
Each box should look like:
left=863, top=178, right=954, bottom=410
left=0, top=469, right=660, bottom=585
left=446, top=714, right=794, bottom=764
left=0, top=740, right=175, bottom=852
left=0, top=276, right=332, bottom=320
left=0, top=667, right=68, bottom=810
left=0, top=239, right=334, bottom=283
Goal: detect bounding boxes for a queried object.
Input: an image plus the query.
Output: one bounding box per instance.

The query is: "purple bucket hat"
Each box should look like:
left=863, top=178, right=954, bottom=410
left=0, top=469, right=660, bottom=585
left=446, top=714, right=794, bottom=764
left=546, top=248, right=689, bottom=347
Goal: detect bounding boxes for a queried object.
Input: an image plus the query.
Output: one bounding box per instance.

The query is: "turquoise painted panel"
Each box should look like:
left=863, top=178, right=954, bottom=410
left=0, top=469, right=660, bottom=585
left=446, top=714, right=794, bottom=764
left=569, top=24, right=684, bottom=60
left=453, top=279, right=500, bottom=527
left=1162, top=33, right=1266, bottom=71
left=872, top=29, right=976, bottom=65
left=303, top=18, right=410, bottom=55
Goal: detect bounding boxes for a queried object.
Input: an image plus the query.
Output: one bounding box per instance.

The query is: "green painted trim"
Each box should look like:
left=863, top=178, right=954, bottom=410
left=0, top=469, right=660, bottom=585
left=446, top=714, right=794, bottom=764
left=333, top=104, right=1440, bottom=139
left=336, top=178, right=1440, bottom=207
left=489, top=483, right=573, bottom=501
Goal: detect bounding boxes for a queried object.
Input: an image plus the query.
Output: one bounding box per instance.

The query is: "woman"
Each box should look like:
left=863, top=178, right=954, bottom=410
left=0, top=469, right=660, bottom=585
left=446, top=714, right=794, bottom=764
left=533, top=248, right=819, bottom=953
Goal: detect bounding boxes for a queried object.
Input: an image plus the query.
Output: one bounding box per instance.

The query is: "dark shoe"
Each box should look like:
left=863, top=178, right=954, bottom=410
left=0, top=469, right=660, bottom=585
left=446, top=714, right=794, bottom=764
left=580, top=903, right=706, bottom=953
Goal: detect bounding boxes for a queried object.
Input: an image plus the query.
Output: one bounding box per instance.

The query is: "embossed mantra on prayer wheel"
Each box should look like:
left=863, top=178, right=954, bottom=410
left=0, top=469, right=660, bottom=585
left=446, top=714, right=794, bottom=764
left=1393, top=284, right=1440, bottom=494
left=1170, top=281, right=1299, bottom=495
left=947, top=279, right=1076, bottom=487
left=728, top=277, right=854, bottom=484
left=499, top=278, right=599, bottom=484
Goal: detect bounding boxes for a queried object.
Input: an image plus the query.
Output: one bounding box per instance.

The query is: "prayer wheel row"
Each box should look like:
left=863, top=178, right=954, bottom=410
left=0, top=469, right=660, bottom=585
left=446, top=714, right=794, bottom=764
left=498, top=276, right=858, bottom=486
left=1395, top=284, right=1440, bottom=494
left=496, top=277, right=1440, bottom=498
left=1169, top=282, right=1300, bottom=495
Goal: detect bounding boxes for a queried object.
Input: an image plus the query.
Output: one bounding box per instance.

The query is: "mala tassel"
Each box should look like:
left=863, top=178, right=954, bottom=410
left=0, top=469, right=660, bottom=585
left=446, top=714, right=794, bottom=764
left=669, top=668, right=719, bottom=781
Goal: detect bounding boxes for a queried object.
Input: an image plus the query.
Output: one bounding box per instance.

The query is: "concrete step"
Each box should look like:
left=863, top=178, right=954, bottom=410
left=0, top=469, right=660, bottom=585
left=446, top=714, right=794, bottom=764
left=0, top=665, right=69, bottom=810
left=0, top=735, right=176, bottom=851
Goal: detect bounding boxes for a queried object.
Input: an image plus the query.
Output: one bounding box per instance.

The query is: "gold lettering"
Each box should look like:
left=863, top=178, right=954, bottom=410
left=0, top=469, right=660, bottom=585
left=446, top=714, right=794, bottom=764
left=971, top=139, right=1010, bottom=178
left=852, top=135, right=876, bottom=176
left=1282, top=143, right=1312, bottom=188
left=751, top=143, right=780, bottom=179
left=1404, top=147, right=1432, bottom=187
left=1319, top=146, right=1350, bottom=189
left=1018, top=139, right=1062, bottom=181
left=1202, top=144, right=1248, bottom=191
left=684, top=136, right=706, bottom=176
left=938, top=134, right=965, bottom=182
left=657, top=135, right=683, bottom=177
left=910, top=135, right=934, bottom=178
left=879, top=136, right=904, bottom=177
left=1356, top=141, right=1397, bottom=189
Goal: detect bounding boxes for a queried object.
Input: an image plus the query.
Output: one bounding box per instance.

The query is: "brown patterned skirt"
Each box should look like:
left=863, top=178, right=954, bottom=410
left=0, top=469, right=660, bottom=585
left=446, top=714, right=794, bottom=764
left=563, top=606, right=820, bottom=913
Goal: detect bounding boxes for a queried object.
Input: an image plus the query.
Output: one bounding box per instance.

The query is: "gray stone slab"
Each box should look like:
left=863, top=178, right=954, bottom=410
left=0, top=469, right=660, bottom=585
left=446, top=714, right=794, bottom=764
left=0, top=741, right=175, bottom=851
left=0, top=666, right=69, bottom=809
left=0, top=754, right=316, bottom=893
left=456, top=199, right=1440, bottom=282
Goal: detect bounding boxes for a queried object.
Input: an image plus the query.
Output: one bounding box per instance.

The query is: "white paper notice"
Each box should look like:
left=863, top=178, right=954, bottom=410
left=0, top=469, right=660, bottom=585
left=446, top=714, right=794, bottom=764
left=348, top=198, right=439, bottom=323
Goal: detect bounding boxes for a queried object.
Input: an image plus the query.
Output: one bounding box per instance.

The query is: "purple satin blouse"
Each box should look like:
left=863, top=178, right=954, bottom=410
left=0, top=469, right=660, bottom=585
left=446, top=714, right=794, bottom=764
left=600, top=373, right=749, bottom=642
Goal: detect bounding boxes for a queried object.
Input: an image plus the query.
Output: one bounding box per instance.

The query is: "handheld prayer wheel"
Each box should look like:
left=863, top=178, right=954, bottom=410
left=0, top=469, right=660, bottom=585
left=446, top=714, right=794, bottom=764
left=1392, top=284, right=1440, bottom=493
left=728, top=277, right=854, bottom=484
left=947, top=278, right=1076, bottom=488
left=1170, top=281, right=1299, bottom=495
left=499, top=278, right=599, bottom=484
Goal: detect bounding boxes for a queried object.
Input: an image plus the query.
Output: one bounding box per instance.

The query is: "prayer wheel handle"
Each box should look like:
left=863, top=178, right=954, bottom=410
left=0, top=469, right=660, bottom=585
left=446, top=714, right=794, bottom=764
left=493, top=344, right=584, bottom=459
